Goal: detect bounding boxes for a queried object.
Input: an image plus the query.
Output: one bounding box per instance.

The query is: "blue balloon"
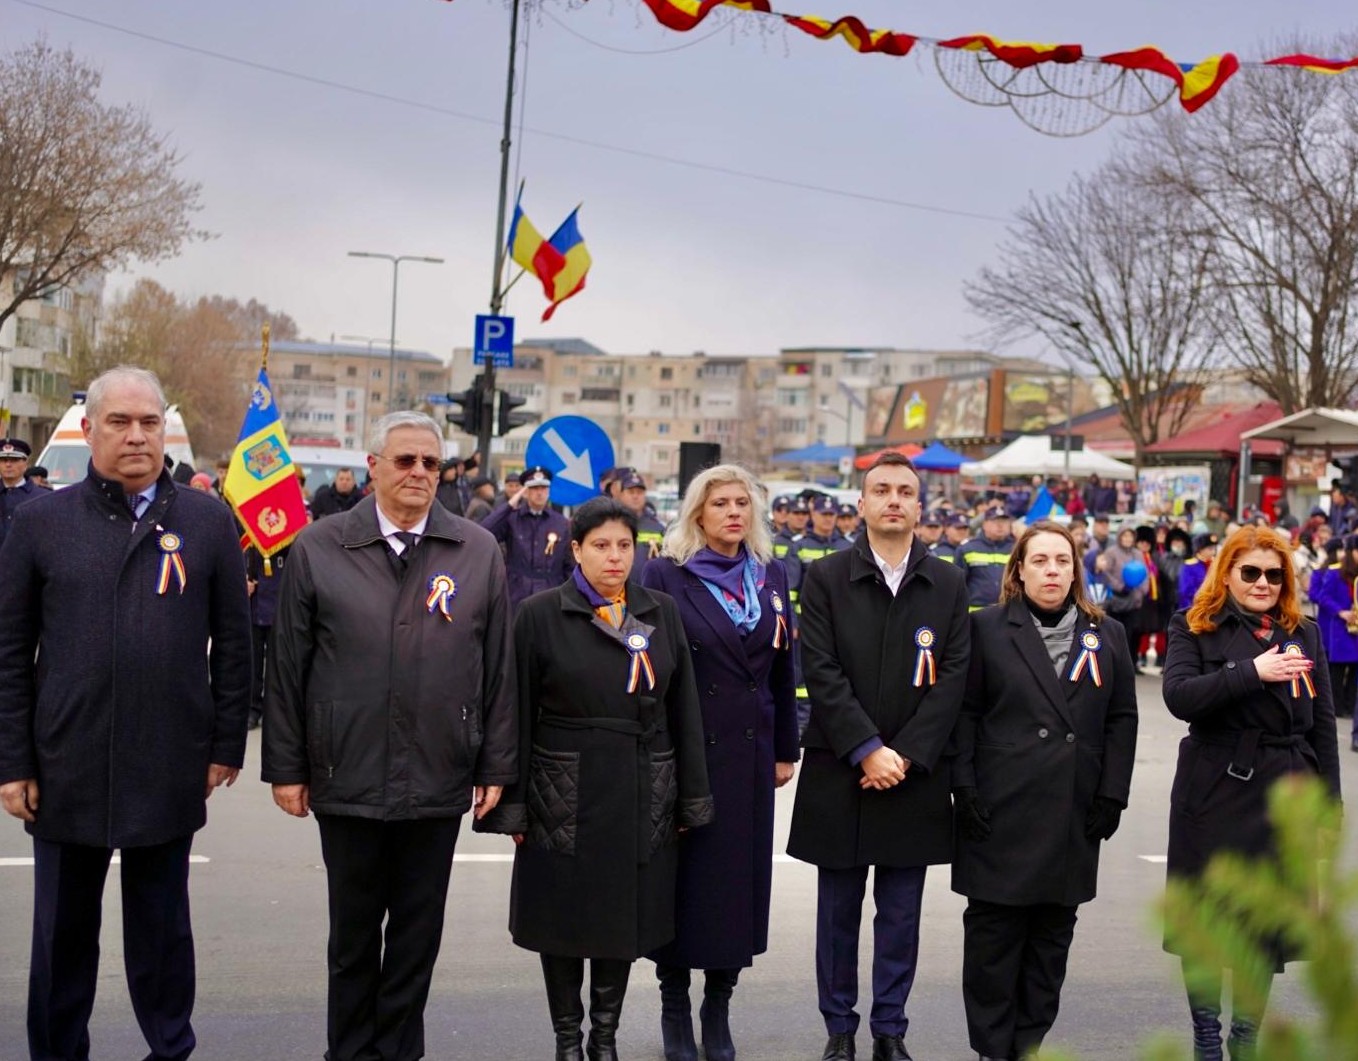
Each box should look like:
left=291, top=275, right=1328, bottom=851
left=1121, top=558, right=1148, bottom=590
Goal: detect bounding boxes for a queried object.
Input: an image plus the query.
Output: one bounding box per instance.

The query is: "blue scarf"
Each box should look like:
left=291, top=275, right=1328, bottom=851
left=685, top=546, right=764, bottom=632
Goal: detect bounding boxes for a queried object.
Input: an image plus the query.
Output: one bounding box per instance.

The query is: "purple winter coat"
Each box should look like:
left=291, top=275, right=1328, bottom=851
left=1310, top=566, right=1358, bottom=665
left=642, top=556, right=799, bottom=968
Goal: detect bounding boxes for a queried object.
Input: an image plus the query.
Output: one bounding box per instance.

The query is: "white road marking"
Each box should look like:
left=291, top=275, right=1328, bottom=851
left=0, top=855, right=212, bottom=867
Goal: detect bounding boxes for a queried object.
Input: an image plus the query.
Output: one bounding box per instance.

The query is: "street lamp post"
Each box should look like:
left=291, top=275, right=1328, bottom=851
left=346, top=252, right=444, bottom=416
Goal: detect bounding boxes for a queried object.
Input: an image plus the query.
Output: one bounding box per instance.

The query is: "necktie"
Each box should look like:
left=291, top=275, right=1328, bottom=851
left=127, top=493, right=143, bottom=521
left=393, top=531, right=419, bottom=569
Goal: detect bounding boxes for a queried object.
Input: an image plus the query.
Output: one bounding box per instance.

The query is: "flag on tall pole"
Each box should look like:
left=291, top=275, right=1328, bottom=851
left=506, top=183, right=593, bottom=321
left=223, top=326, right=309, bottom=571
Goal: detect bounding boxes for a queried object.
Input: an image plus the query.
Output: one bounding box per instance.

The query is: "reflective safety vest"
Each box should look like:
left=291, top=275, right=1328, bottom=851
left=788, top=532, right=849, bottom=612
left=957, top=534, right=1015, bottom=610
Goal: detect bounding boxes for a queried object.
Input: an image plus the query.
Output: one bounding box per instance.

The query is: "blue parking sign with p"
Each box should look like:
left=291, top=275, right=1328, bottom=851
left=474, top=315, right=514, bottom=367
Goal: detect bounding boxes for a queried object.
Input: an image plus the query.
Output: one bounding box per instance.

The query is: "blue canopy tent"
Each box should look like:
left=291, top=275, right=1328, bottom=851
left=912, top=440, right=967, bottom=472
left=771, top=442, right=855, bottom=464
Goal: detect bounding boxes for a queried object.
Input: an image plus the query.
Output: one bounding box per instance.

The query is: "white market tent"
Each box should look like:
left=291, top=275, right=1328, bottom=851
left=1239, top=407, right=1358, bottom=447
left=960, top=434, right=1137, bottom=479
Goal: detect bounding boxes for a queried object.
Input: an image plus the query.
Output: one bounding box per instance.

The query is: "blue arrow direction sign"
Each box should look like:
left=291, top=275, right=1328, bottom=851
left=474, top=314, right=514, bottom=367
left=524, top=415, right=616, bottom=507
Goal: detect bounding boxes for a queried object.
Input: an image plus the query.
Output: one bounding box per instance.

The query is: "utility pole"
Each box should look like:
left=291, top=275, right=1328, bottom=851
left=479, top=0, right=524, bottom=463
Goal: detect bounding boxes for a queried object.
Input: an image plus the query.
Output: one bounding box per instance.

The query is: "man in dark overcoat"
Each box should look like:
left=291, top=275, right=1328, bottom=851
left=481, top=464, right=574, bottom=610
left=264, top=411, right=517, bottom=1061
left=0, top=366, right=253, bottom=1060
left=788, top=452, right=970, bottom=1061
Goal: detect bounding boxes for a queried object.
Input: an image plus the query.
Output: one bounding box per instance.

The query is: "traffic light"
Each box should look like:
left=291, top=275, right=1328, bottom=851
left=446, top=380, right=485, bottom=436
left=496, top=388, right=534, bottom=436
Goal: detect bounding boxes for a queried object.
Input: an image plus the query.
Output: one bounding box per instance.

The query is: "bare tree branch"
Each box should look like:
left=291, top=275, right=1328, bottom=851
left=1131, top=56, right=1358, bottom=412
left=0, top=39, right=205, bottom=333
left=965, top=163, right=1216, bottom=468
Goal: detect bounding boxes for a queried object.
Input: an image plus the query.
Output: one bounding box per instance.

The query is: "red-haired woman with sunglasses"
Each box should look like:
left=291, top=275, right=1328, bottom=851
left=1162, top=525, right=1342, bottom=1060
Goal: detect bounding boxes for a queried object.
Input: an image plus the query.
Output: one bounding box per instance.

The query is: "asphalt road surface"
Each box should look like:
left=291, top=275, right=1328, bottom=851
left=2, top=673, right=1355, bottom=1060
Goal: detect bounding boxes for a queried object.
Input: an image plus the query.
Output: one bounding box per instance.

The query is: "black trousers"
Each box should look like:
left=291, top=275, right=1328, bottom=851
left=250, top=624, right=271, bottom=724
left=28, top=834, right=196, bottom=1061
left=1328, top=661, right=1357, bottom=719
left=962, top=898, right=1078, bottom=1059
left=316, top=814, right=462, bottom=1061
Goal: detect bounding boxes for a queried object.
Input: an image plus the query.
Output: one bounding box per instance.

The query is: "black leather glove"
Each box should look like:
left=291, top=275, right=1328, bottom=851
left=1085, top=796, right=1123, bottom=841
left=954, top=786, right=992, bottom=843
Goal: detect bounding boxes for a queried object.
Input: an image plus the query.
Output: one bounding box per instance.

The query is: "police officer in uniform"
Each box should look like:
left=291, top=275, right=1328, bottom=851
left=917, top=510, right=947, bottom=559
left=835, top=502, right=860, bottom=544
left=482, top=465, right=574, bottom=611
left=938, top=512, right=970, bottom=563
left=957, top=504, right=1017, bottom=611
left=773, top=496, right=802, bottom=565
left=0, top=438, right=41, bottom=550
left=787, top=496, right=851, bottom=729
left=786, top=494, right=810, bottom=542
left=787, top=496, right=851, bottom=612
left=771, top=494, right=791, bottom=541
left=619, top=468, right=666, bottom=582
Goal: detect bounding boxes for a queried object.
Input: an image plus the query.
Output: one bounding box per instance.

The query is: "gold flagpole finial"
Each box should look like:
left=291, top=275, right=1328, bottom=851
left=261, top=324, right=271, bottom=372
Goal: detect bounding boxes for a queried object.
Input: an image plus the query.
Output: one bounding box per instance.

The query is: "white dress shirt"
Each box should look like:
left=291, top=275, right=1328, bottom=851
left=375, top=505, right=429, bottom=554
left=870, top=545, right=911, bottom=597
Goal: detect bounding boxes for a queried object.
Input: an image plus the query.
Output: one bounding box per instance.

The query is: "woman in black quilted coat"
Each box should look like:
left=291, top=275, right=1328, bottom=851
left=476, top=497, right=713, bottom=1061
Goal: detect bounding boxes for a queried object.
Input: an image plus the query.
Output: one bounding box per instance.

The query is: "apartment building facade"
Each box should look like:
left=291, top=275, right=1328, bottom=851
left=0, top=270, right=103, bottom=448
left=253, top=339, right=451, bottom=451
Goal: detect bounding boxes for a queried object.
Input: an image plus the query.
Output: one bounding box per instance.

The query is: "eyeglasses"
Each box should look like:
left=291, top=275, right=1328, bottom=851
left=1236, top=564, right=1285, bottom=586
left=375, top=454, right=441, bottom=473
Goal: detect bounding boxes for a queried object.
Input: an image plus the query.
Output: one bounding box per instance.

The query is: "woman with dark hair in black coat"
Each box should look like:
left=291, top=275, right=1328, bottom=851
left=952, top=520, right=1138, bottom=1061
left=476, top=497, right=714, bottom=1061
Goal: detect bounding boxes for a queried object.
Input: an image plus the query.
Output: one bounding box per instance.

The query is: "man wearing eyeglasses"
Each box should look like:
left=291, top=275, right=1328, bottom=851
left=263, top=410, right=518, bottom=1061
left=481, top=463, right=574, bottom=611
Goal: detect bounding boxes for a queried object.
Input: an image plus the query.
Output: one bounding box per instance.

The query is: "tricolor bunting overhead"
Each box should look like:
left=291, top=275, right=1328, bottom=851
left=223, top=358, right=309, bottom=559
left=431, top=0, right=1358, bottom=118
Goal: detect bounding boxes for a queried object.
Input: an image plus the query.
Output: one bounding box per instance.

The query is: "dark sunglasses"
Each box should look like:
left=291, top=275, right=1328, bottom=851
left=377, top=454, right=441, bottom=473
left=1236, top=564, right=1285, bottom=586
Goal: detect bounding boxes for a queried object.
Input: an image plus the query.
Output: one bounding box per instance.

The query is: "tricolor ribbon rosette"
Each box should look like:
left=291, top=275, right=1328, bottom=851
left=545, top=531, right=559, bottom=556
left=771, top=592, right=789, bottom=650
left=625, top=631, right=657, bottom=693
left=155, top=531, right=187, bottom=596
left=1283, top=641, right=1316, bottom=699
left=911, top=626, right=937, bottom=688
left=426, top=573, right=458, bottom=622
left=1068, top=629, right=1103, bottom=687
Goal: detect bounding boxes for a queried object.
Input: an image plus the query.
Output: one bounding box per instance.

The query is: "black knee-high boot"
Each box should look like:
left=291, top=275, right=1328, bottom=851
left=541, top=954, right=586, bottom=1061
left=1226, top=974, right=1272, bottom=1061
left=656, top=964, right=697, bottom=1061
left=586, top=958, right=632, bottom=1061
left=700, top=968, right=740, bottom=1061
left=1184, top=962, right=1223, bottom=1061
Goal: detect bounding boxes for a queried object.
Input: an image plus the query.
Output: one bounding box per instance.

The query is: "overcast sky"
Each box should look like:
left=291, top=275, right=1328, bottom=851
left=2, top=0, right=1354, bottom=363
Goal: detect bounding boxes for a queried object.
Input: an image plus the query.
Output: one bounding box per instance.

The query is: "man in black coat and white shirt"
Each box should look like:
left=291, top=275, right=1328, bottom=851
left=0, top=366, right=254, bottom=1061
left=788, top=452, right=970, bottom=1061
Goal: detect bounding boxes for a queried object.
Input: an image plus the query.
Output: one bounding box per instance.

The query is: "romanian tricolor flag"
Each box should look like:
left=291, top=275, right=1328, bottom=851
left=223, top=351, right=309, bottom=560
left=1264, top=54, right=1358, bottom=75
left=507, top=189, right=593, bottom=322
left=783, top=16, right=917, bottom=57
left=1102, top=47, right=1239, bottom=111
left=542, top=208, right=591, bottom=322
left=936, top=34, right=1082, bottom=68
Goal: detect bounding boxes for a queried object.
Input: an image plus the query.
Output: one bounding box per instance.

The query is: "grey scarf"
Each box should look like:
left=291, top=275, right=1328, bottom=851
left=1032, top=604, right=1081, bottom=675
